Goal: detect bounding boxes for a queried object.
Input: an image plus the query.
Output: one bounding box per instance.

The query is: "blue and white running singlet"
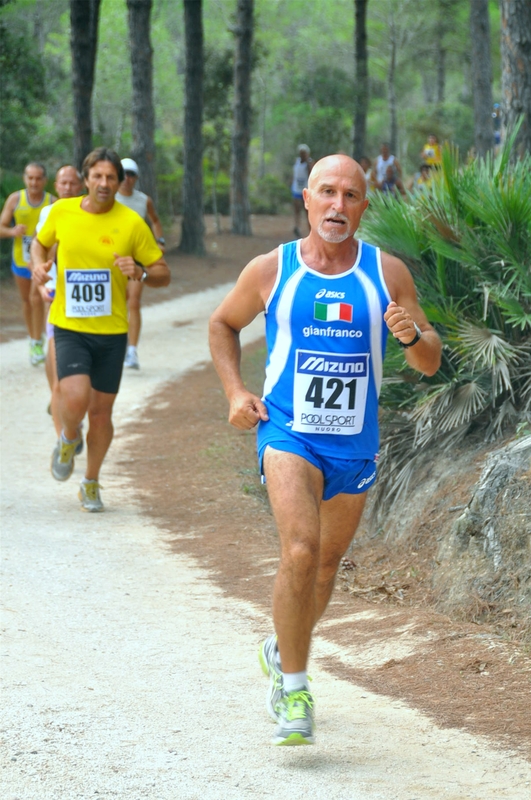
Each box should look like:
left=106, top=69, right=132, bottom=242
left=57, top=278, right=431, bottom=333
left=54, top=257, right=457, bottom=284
left=258, top=239, right=392, bottom=461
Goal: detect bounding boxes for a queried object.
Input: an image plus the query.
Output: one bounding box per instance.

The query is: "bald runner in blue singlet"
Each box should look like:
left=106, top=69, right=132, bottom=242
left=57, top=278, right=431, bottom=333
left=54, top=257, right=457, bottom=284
left=209, top=155, right=442, bottom=746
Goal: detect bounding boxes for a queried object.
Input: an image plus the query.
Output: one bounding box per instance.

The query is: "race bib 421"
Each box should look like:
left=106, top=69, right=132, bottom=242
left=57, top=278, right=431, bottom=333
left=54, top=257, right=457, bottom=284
left=65, top=269, right=112, bottom=318
left=292, top=349, right=370, bottom=435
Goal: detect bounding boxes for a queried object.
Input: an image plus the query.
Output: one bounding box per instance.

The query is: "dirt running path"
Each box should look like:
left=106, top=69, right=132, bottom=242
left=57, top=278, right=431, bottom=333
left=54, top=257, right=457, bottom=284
left=2, top=266, right=530, bottom=796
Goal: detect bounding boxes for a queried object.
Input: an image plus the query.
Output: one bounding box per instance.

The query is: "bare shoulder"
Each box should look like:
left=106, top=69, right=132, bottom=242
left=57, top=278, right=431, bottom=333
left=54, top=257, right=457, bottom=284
left=380, top=250, right=415, bottom=302
left=238, top=246, right=279, bottom=303
left=1, top=191, right=20, bottom=215
left=211, top=246, right=280, bottom=330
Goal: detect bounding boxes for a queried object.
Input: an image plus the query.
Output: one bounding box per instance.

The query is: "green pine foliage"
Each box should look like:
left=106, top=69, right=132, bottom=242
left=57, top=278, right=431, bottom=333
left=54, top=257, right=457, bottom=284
left=361, top=128, right=531, bottom=511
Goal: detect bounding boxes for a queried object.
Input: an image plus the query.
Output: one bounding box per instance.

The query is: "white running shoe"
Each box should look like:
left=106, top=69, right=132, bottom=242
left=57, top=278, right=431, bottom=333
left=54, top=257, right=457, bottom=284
left=124, top=348, right=140, bottom=369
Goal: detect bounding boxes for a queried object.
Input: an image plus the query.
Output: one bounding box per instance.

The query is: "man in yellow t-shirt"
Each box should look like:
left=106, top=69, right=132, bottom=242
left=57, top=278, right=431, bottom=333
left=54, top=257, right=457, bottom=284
left=32, top=147, right=170, bottom=512
left=0, top=162, right=55, bottom=364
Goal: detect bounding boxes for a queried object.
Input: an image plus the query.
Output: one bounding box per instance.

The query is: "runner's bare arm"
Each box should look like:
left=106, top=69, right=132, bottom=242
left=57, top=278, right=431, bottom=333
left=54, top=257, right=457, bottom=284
left=146, top=197, right=164, bottom=246
left=382, top=253, right=442, bottom=376
left=113, top=254, right=170, bottom=287
left=209, top=251, right=278, bottom=430
left=30, top=237, right=54, bottom=285
left=0, top=193, right=24, bottom=238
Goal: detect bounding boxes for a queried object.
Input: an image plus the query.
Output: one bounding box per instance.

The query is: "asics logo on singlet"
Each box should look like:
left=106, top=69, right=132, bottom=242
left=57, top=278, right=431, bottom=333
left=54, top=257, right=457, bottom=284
left=315, top=289, right=345, bottom=299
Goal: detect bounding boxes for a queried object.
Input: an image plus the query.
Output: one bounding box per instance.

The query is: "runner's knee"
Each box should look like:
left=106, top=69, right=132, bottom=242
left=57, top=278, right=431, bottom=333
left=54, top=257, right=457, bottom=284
left=281, top=538, right=319, bottom=574
left=88, top=405, right=113, bottom=427
left=316, top=552, right=344, bottom=584
left=61, top=390, right=87, bottom=419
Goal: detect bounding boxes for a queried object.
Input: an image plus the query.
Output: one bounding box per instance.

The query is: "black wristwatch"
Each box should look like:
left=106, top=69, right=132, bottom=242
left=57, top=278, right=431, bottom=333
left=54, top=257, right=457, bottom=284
left=398, top=322, right=422, bottom=348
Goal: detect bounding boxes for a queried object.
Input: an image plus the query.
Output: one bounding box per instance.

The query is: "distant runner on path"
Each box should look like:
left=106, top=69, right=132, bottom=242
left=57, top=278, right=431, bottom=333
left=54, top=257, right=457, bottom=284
left=372, top=142, right=403, bottom=191
left=33, top=165, right=84, bottom=438
left=116, top=157, right=166, bottom=371
left=209, top=154, right=442, bottom=746
left=31, top=147, right=170, bottom=512
left=291, top=144, right=314, bottom=238
left=0, top=162, right=55, bottom=365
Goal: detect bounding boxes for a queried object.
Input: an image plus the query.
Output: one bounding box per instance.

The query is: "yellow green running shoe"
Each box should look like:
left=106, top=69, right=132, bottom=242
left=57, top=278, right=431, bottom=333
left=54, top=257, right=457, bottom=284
left=273, top=689, right=315, bottom=746
left=51, top=434, right=82, bottom=482
left=30, top=339, right=45, bottom=366
left=78, top=480, right=104, bottom=512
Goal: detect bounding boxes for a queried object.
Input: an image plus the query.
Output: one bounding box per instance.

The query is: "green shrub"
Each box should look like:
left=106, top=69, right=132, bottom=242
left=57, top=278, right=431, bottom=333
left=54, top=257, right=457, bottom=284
left=360, top=126, right=531, bottom=511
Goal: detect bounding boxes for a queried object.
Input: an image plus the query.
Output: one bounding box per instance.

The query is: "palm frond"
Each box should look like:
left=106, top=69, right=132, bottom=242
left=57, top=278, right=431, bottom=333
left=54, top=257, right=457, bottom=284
left=365, top=130, right=531, bottom=520
left=457, top=322, right=519, bottom=371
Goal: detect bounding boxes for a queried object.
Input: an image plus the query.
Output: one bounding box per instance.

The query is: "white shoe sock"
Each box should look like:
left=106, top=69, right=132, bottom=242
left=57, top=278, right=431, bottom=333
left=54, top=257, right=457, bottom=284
left=283, top=671, right=308, bottom=693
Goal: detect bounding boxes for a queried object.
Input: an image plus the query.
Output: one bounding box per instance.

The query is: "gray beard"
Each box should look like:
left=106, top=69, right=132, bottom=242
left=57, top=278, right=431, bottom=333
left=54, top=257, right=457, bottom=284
left=317, top=220, right=352, bottom=243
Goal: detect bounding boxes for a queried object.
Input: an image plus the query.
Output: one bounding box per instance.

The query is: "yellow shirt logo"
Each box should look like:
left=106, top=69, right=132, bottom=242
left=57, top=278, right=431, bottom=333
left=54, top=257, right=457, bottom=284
left=99, top=236, right=114, bottom=246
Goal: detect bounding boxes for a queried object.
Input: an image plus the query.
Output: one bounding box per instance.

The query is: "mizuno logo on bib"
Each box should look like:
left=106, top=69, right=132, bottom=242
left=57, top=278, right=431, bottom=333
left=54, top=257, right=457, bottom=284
left=65, top=269, right=112, bottom=318
left=292, top=349, right=369, bottom=435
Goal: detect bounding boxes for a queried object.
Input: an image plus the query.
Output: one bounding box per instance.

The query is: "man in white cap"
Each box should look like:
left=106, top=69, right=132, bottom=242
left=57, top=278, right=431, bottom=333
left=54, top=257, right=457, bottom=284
left=116, top=157, right=165, bottom=369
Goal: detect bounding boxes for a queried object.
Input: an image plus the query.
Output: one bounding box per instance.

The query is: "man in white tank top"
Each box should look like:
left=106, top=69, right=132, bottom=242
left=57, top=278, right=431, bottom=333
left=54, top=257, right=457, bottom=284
left=291, top=144, right=313, bottom=237
left=116, top=158, right=165, bottom=369
left=372, top=142, right=403, bottom=190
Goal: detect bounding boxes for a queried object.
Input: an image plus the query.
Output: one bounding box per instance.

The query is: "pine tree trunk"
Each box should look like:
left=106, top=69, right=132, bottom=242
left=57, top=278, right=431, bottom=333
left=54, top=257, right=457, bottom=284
left=435, top=0, right=449, bottom=104
left=500, top=0, right=531, bottom=155
left=70, top=0, right=101, bottom=170
left=352, top=0, right=369, bottom=161
left=179, top=0, right=205, bottom=254
left=388, top=20, right=398, bottom=154
left=126, top=0, right=157, bottom=202
left=231, top=0, right=253, bottom=236
left=470, top=0, right=493, bottom=158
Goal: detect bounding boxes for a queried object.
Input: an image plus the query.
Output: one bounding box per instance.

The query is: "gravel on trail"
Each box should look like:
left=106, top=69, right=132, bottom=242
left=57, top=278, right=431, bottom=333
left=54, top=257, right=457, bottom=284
left=2, top=287, right=530, bottom=800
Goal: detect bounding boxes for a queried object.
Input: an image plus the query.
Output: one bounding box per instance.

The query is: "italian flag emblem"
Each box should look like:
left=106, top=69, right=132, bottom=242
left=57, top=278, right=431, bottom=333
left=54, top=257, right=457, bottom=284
left=314, top=301, right=353, bottom=323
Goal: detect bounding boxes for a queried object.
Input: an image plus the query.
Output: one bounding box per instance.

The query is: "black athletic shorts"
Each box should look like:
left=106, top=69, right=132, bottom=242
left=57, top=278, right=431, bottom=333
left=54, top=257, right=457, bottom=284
left=54, top=326, right=128, bottom=395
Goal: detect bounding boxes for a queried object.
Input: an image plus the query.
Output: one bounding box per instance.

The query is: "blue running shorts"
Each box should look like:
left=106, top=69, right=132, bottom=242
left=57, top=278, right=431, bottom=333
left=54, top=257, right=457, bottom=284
left=257, top=428, right=377, bottom=501
left=11, top=261, right=32, bottom=280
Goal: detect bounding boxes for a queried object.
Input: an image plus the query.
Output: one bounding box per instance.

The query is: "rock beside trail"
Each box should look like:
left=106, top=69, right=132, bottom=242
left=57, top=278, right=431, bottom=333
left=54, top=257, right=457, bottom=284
left=357, top=433, right=531, bottom=640
left=433, top=436, right=531, bottom=629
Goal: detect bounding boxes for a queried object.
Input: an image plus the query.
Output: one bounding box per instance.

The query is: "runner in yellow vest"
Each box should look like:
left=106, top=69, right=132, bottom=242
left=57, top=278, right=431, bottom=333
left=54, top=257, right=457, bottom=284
left=0, top=163, right=55, bottom=364
left=31, top=147, right=170, bottom=513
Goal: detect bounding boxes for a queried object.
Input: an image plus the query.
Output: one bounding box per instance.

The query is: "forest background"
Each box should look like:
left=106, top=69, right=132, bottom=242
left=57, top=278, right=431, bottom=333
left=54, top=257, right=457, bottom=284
left=1, top=0, right=504, bottom=225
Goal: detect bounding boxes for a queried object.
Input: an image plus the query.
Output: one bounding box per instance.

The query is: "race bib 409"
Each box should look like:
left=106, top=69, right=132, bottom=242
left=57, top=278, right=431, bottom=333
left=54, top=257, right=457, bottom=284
left=65, top=269, right=112, bottom=318
left=292, top=349, right=370, bottom=435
